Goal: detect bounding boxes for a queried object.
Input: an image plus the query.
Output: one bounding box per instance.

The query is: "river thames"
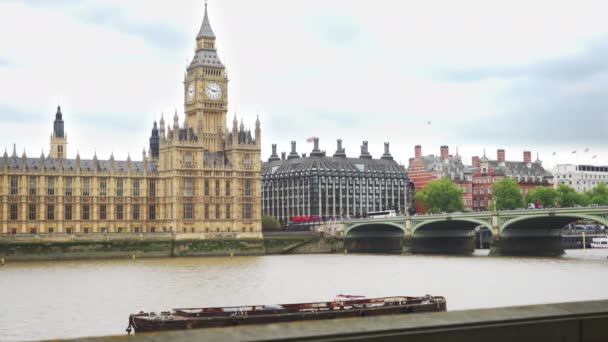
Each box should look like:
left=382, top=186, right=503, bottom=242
left=1, top=249, right=608, bottom=341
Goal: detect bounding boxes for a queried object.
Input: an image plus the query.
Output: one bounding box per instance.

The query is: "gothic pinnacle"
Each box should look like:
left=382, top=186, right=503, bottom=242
left=197, top=0, right=216, bottom=39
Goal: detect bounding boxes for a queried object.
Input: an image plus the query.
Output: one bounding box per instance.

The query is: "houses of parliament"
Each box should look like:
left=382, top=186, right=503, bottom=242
left=0, top=5, right=262, bottom=236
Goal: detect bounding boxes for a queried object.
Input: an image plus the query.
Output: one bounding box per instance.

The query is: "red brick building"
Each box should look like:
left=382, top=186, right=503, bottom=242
left=408, top=146, right=553, bottom=212
left=470, top=150, right=553, bottom=211
left=408, top=145, right=474, bottom=212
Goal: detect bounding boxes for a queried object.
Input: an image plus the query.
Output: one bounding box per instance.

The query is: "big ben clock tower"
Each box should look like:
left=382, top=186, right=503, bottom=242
left=149, top=2, right=261, bottom=236
left=185, top=2, right=228, bottom=152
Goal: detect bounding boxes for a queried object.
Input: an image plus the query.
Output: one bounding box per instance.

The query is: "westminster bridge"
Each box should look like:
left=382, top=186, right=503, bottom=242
left=342, top=207, right=608, bottom=255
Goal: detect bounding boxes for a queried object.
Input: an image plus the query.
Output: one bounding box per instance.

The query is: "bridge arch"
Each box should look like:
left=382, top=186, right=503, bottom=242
left=412, top=217, right=492, bottom=237
left=500, top=212, right=608, bottom=234
left=344, top=221, right=406, bottom=253
left=345, top=221, right=406, bottom=236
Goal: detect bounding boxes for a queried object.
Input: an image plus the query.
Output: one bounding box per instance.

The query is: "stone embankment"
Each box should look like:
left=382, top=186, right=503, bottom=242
left=0, top=231, right=343, bottom=261
left=285, top=235, right=344, bottom=254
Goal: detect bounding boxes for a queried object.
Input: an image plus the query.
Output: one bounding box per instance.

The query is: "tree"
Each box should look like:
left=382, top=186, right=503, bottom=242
left=583, top=182, right=608, bottom=205
left=556, top=184, right=582, bottom=207
left=492, top=178, right=524, bottom=210
left=262, top=215, right=281, bottom=230
left=415, top=178, right=464, bottom=214
left=526, top=186, right=558, bottom=208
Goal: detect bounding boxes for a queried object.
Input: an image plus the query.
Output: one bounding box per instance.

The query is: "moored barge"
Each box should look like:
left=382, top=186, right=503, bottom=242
left=127, top=295, right=446, bottom=333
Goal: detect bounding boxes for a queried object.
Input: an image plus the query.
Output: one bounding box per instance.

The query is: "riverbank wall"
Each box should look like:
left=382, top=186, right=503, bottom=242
left=0, top=232, right=339, bottom=261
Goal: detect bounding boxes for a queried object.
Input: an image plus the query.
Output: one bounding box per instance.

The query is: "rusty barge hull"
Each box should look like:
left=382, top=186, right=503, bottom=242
left=128, top=296, right=446, bottom=333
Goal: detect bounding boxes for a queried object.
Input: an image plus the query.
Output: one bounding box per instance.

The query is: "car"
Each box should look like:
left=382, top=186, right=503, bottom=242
left=588, top=204, right=599, bottom=208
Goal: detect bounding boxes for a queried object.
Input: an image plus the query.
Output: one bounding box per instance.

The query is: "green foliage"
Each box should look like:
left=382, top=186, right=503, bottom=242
left=415, top=178, right=464, bottom=214
left=556, top=184, right=582, bottom=207
left=582, top=182, right=608, bottom=205
left=492, top=178, right=524, bottom=210
left=526, top=186, right=558, bottom=207
left=262, top=215, right=281, bottom=230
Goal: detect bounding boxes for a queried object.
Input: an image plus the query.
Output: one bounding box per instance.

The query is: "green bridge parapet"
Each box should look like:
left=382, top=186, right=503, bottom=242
left=342, top=207, right=608, bottom=255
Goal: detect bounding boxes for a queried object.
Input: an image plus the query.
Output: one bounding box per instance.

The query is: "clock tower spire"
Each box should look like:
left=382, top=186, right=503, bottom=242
left=197, top=1, right=216, bottom=49
left=185, top=1, right=227, bottom=152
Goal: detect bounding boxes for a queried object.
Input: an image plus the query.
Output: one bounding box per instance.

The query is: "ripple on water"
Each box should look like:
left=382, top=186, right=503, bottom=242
left=1, top=250, right=607, bottom=341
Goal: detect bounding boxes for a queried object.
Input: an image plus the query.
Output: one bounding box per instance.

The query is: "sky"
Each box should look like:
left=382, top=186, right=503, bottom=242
left=1, top=0, right=607, bottom=168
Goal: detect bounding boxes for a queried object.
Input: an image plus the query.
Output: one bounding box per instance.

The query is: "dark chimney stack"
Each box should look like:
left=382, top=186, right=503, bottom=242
left=523, top=151, right=532, bottom=164
left=381, top=142, right=393, bottom=160
left=472, top=156, right=480, bottom=168
left=310, top=137, right=325, bottom=157
left=333, top=139, right=346, bottom=158
left=287, top=141, right=300, bottom=160
left=359, top=141, right=372, bottom=159
left=268, top=143, right=280, bottom=162
left=497, top=149, right=505, bottom=162
left=440, top=145, right=449, bottom=160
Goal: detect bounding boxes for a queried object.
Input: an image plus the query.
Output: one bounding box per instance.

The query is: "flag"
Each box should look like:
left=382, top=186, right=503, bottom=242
left=592, top=155, right=597, bottom=159
left=572, top=150, right=577, bottom=154
left=584, top=148, right=589, bottom=152
left=306, top=137, right=316, bottom=143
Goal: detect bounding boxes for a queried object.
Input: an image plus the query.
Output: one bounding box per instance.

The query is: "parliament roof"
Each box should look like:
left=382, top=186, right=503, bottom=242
left=0, top=156, right=158, bottom=174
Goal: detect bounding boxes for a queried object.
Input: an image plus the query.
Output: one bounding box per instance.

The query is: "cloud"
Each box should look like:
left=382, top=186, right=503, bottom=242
left=3, top=0, right=608, bottom=168
left=433, top=37, right=608, bottom=83
left=0, top=104, right=47, bottom=123
left=75, top=6, right=188, bottom=50
left=308, top=14, right=362, bottom=47
left=0, top=58, right=12, bottom=68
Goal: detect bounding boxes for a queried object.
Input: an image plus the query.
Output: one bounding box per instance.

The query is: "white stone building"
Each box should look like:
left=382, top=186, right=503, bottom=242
left=552, top=164, right=608, bottom=192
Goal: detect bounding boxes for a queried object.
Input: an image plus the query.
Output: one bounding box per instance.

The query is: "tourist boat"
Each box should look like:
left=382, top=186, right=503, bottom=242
left=591, top=237, right=608, bottom=248
left=126, top=295, right=446, bottom=334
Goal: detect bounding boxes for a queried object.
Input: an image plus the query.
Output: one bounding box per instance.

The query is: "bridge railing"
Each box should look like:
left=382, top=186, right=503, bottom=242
left=352, top=206, right=608, bottom=218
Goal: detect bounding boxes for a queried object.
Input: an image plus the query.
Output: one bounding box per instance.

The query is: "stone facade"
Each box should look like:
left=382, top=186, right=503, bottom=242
left=262, top=138, right=412, bottom=225
left=552, top=164, right=608, bottom=192
left=0, top=5, right=262, bottom=237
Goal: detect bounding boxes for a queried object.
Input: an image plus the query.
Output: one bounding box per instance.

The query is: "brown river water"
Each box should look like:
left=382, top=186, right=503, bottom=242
left=1, top=249, right=608, bottom=341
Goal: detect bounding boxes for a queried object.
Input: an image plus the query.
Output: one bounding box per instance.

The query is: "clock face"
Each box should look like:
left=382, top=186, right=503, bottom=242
left=186, top=82, right=195, bottom=102
left=205, top=82, right=222, bottom=100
